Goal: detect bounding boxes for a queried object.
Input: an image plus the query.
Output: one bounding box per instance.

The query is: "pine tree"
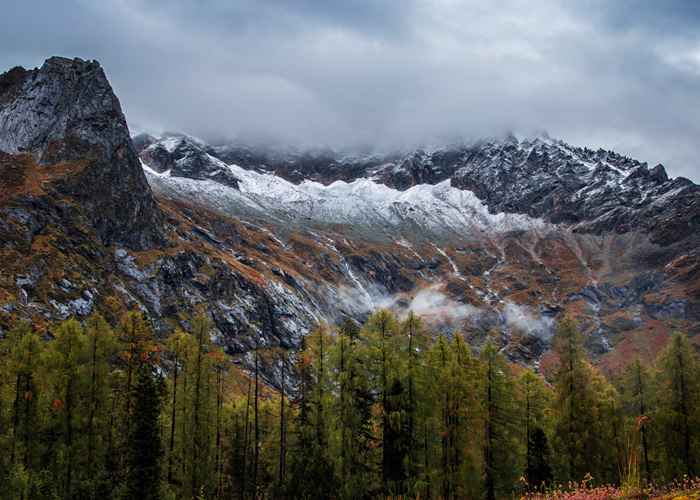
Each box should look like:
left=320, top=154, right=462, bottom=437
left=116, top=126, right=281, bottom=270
left=551, top=317, right=621, bottom=484
left=481, top=340, right=519, bottom=500
left=551, top=317, right=592, bottom=482
left=8, top=322, right=43, bottom=473
left=286, top=330, right=336, bottom=499
left=362, top=309, right=401, bottom=493
left=333, top=319, right=378, bottom=499
left=277, top=349, right=287, bottom=495
left=519, top=370, right=553, bottom=490
left=655, top=332, right=700, bottom=478
left=402, top=311, right=423, bottom=479
left=163, top=329, right=192, bottom=489
left=125, top=360, right=163, bottom=500
left=45, top=318, right=88, bottom=498
left=618, top=358, right=654, bottom=484
left=83, top=313, right=117, bottom=497
left=527, top=428, right=553, bottom=491
left=189, top=312, right=213, bottom=498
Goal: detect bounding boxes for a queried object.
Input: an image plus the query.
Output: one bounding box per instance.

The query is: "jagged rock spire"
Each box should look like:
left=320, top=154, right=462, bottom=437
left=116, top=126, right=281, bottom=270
left=0, top=57, right=163, bottom=249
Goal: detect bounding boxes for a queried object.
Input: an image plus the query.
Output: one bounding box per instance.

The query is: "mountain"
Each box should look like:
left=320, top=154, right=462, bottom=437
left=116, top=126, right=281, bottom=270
left=1, top=58, right=698, bottom=376
left=0, top=57, right=163, bottom=249
left=134, top=132, right=700, bottom=369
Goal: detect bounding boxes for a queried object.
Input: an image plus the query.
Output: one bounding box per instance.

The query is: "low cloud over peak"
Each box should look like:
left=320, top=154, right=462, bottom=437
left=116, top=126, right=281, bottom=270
left=2, top=0, right=699, bottom=180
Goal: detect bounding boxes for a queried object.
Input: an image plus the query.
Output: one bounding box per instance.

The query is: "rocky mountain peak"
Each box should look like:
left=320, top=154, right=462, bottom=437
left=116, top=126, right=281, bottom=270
left=138, top=133, right=241, bottom=188
left=0, top=56, right=163, bottom=249
left=139, top=131, right=699, bottom=246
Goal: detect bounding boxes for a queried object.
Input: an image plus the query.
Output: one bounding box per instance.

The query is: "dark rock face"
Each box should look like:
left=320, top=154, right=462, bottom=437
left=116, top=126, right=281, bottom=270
left=183, top=135, right=699, bottom=247
left=139, top=134, right=240, bottom=188
left=0, top=56, right=163, bottom=249
left=204, top=143, right=394, bottom=185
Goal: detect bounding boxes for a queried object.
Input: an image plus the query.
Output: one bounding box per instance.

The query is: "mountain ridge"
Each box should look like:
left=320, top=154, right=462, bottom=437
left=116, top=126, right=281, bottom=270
left=1, top=57, right=698, bottom=379
left=136, top=131, right=699, bottom=246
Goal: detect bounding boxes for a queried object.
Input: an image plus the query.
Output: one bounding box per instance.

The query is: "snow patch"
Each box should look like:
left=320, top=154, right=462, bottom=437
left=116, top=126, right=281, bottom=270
left=143, top=158, right=546, bottom=235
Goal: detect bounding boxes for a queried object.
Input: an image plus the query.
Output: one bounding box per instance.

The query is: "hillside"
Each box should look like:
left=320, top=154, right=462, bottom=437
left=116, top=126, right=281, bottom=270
left=1, top=58, right=699, bottom=378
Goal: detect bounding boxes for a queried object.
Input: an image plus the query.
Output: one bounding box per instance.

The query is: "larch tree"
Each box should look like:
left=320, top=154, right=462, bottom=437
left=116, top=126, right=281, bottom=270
left=551, top=317, right=596, bottom=482
left=124, top=356, right=163, bottom=500
left=519, top=369, right=553, bottom=490
left=655, top=332, right=700, bottom=478
left=480, top=340, right=519, bottom=500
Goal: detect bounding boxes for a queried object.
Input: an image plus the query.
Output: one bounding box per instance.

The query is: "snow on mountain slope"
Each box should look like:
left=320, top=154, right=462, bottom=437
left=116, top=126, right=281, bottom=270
left=134, top=132, right=700, bottom=371
left=137, top=132, right=700, bottom=248
left=143, top=150, right=546, bottom=238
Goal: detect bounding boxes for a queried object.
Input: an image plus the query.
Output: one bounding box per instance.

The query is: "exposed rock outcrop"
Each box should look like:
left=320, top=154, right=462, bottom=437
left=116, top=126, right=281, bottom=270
left=0, top=56, right=163, bottom=249
left=149, top=134, right=700, bottom=248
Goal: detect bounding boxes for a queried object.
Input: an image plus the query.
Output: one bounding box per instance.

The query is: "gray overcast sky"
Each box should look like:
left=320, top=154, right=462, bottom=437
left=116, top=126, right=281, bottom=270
left=2, top=0, right=699, bottom=181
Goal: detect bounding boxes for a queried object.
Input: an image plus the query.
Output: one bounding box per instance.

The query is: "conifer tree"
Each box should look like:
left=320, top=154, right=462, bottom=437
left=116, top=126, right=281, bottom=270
left=189, top=312, right=213, bottom=498
left=655, top=332, right=700, bottom=478
left=286, top=328, right=336, bottom=499
left=163, top=329, right=193, bottom=489
left=125, top=359, right=163, bottom=500
left=362, top=309, right=401, bottom=493
left=332, top=319, right=377, bottom=499
left=618, top=358, right=656, bottom=486
left=45, top=318, right=87, bottom=498
left=481, top=340, right=519, bottom=500
left=519, top=370, right=552, bottom=490
left=83, top=313, right=117, bottom=497
left=551, top=317, right=592, bottom=482
left=8, top=322, right=43, bottom=474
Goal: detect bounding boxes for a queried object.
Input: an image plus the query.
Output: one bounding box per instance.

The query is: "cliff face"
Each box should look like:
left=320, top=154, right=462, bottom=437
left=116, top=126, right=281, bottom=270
left=0, top=56, right=163, bottom=249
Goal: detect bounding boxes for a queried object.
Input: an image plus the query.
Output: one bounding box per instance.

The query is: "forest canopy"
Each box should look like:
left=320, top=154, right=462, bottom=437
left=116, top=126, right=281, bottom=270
left=0, top=310, right=698, bottom=499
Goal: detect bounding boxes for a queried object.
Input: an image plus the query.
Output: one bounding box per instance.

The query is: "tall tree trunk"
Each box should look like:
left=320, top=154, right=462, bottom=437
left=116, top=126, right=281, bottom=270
left=636, top=364, right=651, bottom=482
left=339, top=335, right=347, bottom=484
left=677, top=347, right=692, bottom=476
left=441, top=343, right=449, bottom=499
left=106, top=387, right=119, bottom=485
left=485, top=356, right=495, bottom=500
left=424, top=421, right=431, bottom=499
left=180, top=366, right=189, bottom=483
left=216, top=366, right=223, bottom=499
left=65, top=376, right=74, bottom=498
left=316, top=330, right=324, bottom=448
left=191, top=321, right=205, bottom=498
left=125, top=319, right=136, bottom=424
left=253, top=347, right=260, bottom=500
left=167, top=353, right=178, bottom=484
left=87, top=332, right=99, bottom=482
left=23, top=373, right=33, bottom=469
left=525, top=381, right=531, bottom=481
left=241, top=378, right=252, bottom=500
left=407, top=316, right=416, bottom=475
left=568, top=334, right=575, bottom=479
left=10, top=373, right=21, bottom=465
left=380, top=319, right=389, bottom=491
left=278, top=351, right=287, bottom=490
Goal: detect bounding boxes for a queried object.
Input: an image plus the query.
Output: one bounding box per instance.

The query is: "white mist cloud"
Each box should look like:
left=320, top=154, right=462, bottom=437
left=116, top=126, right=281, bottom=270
left=503, top=301, right=554, bottom=339
left=336, top=280, right=556, bottom=337
left=1, top=1, right=700, bottom=180
left=407, top=284, right=480, bottom=323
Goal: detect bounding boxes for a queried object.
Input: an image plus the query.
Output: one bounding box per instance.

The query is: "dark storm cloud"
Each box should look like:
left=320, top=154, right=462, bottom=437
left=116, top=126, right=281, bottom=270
left=1, top=0, right=699, bottom=181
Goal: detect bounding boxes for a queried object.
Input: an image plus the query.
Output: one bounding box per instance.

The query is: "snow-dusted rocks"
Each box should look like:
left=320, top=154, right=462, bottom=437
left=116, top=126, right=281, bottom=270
left=0, top=57, right=163, bottom=249
left=139, top=133, right=241, bottom=189
left=139, top=133, right=699, bottom=247
left=140, top=135, right=548, bottom=239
